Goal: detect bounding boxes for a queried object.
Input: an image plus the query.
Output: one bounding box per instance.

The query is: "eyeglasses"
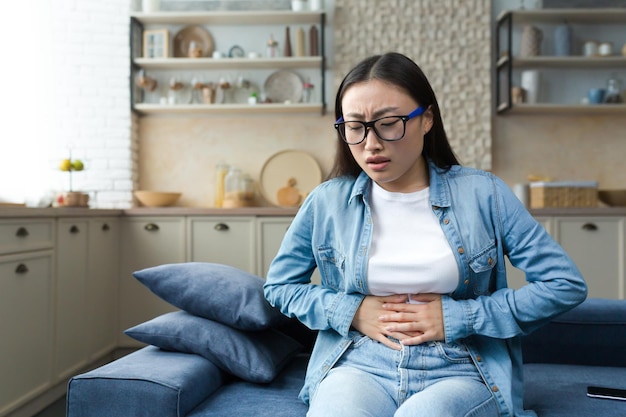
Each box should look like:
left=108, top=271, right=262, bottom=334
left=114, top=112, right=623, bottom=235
left=334, top=106, right=426, bottom=145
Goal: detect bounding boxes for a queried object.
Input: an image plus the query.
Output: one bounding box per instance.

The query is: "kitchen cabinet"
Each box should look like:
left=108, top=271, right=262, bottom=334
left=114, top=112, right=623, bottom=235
left=86, top=218, right=120, bottom=361
left=256, top=216, right=321, bottom=284
left=118, top=217, right=186, bottom=346
left=187, top=216, right=256, bottom=274
left=130, top=10, right=327, bottom=115
left=0, top=219, right=54, bottom=417
left=554, top=216, right=624, bottom=299
left=495, top=8, right=626, bottom=114
left=55, top=219, right=89, bottom=381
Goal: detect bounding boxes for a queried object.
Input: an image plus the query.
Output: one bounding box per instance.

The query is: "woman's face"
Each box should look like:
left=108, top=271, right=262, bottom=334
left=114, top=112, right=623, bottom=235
left=340, top=79, right=433, bottom=193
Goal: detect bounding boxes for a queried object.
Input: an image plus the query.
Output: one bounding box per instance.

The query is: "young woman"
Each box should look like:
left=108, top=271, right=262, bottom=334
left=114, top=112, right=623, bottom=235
left=264, top=52, right=587, bottom=417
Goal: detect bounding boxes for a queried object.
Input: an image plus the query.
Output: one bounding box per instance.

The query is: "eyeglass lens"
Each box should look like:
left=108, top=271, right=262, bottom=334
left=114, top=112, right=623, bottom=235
left=338, top=116, right=406, bottom=144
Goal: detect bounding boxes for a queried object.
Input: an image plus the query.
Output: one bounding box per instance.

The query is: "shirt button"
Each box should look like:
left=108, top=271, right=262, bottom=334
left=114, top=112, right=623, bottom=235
left=475, top=355, right=482, bottom=361
left=488, top=257, right=494, bottom=265
left=492, top=385, right=499, bottom=393
left=443, top=218, right=450, bottom=225
left=458, top=247, right=465, bottom=254
left=464, top=279, right=470, bottom=285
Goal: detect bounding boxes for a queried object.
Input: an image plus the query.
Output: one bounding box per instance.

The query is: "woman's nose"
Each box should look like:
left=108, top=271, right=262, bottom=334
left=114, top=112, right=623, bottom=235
left=363, top=128, right=383, bottom=149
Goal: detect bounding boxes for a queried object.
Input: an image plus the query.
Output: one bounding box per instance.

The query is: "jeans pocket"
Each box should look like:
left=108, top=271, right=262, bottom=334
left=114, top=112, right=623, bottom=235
left=434, top=341, right=473, bottom=364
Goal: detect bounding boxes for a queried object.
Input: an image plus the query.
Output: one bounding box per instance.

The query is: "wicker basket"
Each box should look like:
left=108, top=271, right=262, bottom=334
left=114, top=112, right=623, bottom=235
left=529, top=181, right=598, bottom=208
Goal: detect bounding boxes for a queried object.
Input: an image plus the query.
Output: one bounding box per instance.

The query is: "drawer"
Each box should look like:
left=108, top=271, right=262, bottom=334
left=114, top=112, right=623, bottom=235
left=0, top=219, right=55, bottom=255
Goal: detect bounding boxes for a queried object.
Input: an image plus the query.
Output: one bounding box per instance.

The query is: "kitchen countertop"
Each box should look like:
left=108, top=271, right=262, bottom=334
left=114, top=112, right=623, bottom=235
left=0, top=206, right=299, bottom=218
left=1, top=206, right=625, bottom=218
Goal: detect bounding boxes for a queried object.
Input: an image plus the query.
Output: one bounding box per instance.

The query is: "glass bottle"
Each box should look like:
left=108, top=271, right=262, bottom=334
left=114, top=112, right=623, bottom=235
left=214, top=162, right=229, bottom=208
left=223, top=166, right=243, bottom=208
left=605, top=75, right=623, bottom=104
left=266, top=34, right=279, bottom=58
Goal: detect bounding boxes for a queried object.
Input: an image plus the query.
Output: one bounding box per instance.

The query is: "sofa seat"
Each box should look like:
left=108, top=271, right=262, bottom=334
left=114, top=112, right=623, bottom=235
left=68, top=298, right=626, bottom=417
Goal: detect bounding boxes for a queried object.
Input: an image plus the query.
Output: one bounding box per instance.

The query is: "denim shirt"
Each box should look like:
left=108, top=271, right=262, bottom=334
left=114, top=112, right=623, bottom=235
left=264, top=162, right=587, bottom=417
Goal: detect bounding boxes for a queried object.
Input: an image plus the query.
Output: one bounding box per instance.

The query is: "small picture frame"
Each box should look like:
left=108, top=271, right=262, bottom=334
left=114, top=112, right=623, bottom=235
left=143, top=29, right=169, bottom=58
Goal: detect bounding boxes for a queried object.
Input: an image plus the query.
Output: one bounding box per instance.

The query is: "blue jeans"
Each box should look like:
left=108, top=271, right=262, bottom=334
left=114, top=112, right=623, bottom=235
left=307, top=333, right=499, bottom=417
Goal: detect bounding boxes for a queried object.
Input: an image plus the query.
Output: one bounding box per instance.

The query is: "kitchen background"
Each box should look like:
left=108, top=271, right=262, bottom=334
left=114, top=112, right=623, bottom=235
left=1, top=0, right=625, bottom=208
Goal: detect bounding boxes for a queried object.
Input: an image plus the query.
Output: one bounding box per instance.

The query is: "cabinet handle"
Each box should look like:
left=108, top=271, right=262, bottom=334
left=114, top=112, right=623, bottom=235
left=214, top=223, right=229, bottom=231
left=15, top=263, right=28, bottom=274
left=15, top=227, right=29, bottom=237
left=70, top=225, right=80, bottom=234
left=144, top=223, right=160, bottom=232
left=581, top=223, right=598, bottom=231
left=102, top=223, right=110, bottom=232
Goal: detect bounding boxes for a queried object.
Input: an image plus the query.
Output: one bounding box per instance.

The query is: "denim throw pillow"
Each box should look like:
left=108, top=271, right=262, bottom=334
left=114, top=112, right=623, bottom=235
left=133, top=262, right=288, bottom=330
left=125, top=311, right=303, bottom=383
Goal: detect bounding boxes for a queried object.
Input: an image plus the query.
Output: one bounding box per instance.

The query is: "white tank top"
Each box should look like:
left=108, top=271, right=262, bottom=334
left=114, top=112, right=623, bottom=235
left=367, top=182, right=459, bottom=302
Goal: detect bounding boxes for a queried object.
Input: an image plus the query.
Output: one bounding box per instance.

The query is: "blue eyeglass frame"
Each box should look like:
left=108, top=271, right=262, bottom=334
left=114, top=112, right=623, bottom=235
left=334, top=106, right=427, bottom=144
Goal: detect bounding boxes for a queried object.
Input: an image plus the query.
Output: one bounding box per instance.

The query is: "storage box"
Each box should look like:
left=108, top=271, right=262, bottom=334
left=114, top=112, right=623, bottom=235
left=529, top=181, right=598, bottom=208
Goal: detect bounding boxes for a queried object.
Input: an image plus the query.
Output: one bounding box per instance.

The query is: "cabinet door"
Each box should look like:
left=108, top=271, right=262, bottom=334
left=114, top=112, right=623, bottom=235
left=118, top=217, right=186, bottom=346
left=87, top=218, right=120, bottom=361
left=188, top=217, right=255, bottom=274
left=0, top=252, right=53, bottom=416
left=505, top=217, right=552, bottom=290
left=554, top=217, right=624, bottom=299
left=257, top=217, right=321, bottom=284
left=55, top=219, right=89, bottom=381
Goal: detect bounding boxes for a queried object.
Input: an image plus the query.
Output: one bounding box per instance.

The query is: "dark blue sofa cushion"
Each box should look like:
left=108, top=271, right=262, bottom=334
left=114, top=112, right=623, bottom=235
left=523, top=363, right=626, bottom=417
left=67, top=346, right=223, bottom=417
left=522, top=298, right=626, bottom=367
left=125, top=311, right=303, bottom=383
left=133, top=262, right=289, bottom=330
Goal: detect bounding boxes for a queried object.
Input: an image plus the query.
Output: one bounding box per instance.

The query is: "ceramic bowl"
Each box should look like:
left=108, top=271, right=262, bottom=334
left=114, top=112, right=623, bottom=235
left=134, top=191, right=182, bottom=207
left=598, top=189, right=626, bottom=207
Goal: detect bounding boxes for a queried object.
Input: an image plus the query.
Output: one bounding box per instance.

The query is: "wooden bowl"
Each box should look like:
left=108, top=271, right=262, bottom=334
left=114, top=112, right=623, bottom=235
left=598, top=189, right=626, bottom=207
left=134, top=191, right=182, bottom=207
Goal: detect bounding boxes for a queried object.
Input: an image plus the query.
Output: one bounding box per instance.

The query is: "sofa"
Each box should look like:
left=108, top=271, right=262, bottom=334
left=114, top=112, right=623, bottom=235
left=67, top=264, right=626, bottom=417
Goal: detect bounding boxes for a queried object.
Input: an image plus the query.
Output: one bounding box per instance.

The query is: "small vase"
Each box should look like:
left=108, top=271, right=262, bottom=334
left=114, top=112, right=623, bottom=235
left=554, top=22, right=571, bottom=56
left=520, top=25, right=543, bottom=57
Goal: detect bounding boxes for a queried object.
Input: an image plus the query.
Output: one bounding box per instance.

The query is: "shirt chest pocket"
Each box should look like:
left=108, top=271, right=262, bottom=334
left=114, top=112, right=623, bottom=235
left=317, top=246, right=346, bottom=291
left=467, top=243, right=498, bottom=296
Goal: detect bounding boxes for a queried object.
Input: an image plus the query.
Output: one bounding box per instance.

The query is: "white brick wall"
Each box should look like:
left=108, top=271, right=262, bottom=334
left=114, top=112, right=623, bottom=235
left=1, top=0, right=135, bottom=208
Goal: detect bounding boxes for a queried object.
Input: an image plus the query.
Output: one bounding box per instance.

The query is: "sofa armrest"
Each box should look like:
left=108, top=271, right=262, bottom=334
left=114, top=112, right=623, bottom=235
left=68, top=346, right=224, bottom=417
left=522, top=298, right=626, bottom=367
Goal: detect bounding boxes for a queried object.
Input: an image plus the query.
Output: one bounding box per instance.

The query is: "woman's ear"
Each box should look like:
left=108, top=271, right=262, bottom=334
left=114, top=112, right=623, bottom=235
left=423, top=107, right=434, bottom=134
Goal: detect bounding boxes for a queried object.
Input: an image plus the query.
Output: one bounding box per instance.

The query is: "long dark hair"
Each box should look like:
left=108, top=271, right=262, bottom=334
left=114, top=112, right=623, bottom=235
left=328, top=52, right=459, bottom=179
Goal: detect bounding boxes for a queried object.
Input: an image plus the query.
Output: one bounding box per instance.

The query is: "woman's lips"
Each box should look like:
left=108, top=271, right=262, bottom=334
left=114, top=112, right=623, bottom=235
left=366, top=156, right=390, bottom=171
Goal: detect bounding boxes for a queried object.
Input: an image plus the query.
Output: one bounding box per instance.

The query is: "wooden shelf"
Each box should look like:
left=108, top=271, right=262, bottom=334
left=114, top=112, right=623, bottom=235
left=497, top=103, right=626, bottom=115
left=134, top=56, right=323, bottom=70
left=134, top=102, right=324, bottom=115
left=130, top=10, right=323, bottom=25
left=497, top=8, right=626, bottom=24
left=497, top=56, right=626, bottom=69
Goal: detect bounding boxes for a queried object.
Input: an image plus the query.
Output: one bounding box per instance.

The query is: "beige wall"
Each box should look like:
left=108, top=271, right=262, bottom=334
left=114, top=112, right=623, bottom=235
left=138, top=1, right=626, bottom=208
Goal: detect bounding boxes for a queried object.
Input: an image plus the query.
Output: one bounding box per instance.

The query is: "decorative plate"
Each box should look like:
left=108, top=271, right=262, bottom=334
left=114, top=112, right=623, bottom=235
left=228, top=45, right=245, bottom=58
left=173, top=26, right=214, bottom=58
left=263, top=70, right=303, bottom=103
left=260, top=150, right=322, bottom=207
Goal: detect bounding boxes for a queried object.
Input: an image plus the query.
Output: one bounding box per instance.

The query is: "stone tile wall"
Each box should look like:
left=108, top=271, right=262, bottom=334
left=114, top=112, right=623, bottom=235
left=333, top=0, right=492, bottom=169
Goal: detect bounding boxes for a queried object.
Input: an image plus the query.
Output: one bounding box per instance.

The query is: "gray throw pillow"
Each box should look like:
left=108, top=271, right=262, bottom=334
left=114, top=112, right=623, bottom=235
left=125, top=311, right=302, bottom=383
left=133, top=262, right=288, bottom=330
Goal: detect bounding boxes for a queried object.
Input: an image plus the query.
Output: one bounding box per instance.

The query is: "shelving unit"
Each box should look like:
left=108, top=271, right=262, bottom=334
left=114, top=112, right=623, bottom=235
left=130, top=10, right=326, bottom=115
left=495, top=8, right=626, bottom=115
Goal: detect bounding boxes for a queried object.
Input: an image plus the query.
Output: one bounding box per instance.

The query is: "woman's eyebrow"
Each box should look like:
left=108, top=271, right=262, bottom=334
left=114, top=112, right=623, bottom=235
left=344, top=106, right=399, bottom=120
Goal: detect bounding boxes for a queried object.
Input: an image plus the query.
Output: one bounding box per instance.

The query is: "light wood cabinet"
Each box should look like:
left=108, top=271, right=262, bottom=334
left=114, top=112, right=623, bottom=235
left=188, top=216, right=256, bottom=274
left=0, top=218, right=55, bottom=417
left=554, top=216, right=624, bottom=299
left=118, top=217, right=186, bottom=346
left=86, top=218, right=120, bottom=361
left=55, top=219, right=90, bottom=381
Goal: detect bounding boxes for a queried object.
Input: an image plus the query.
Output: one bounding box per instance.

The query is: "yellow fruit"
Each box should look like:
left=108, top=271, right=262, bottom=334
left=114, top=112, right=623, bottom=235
left=60, top=159, right=72, bottom=172
left=72, top=159, right=84, bottom=171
